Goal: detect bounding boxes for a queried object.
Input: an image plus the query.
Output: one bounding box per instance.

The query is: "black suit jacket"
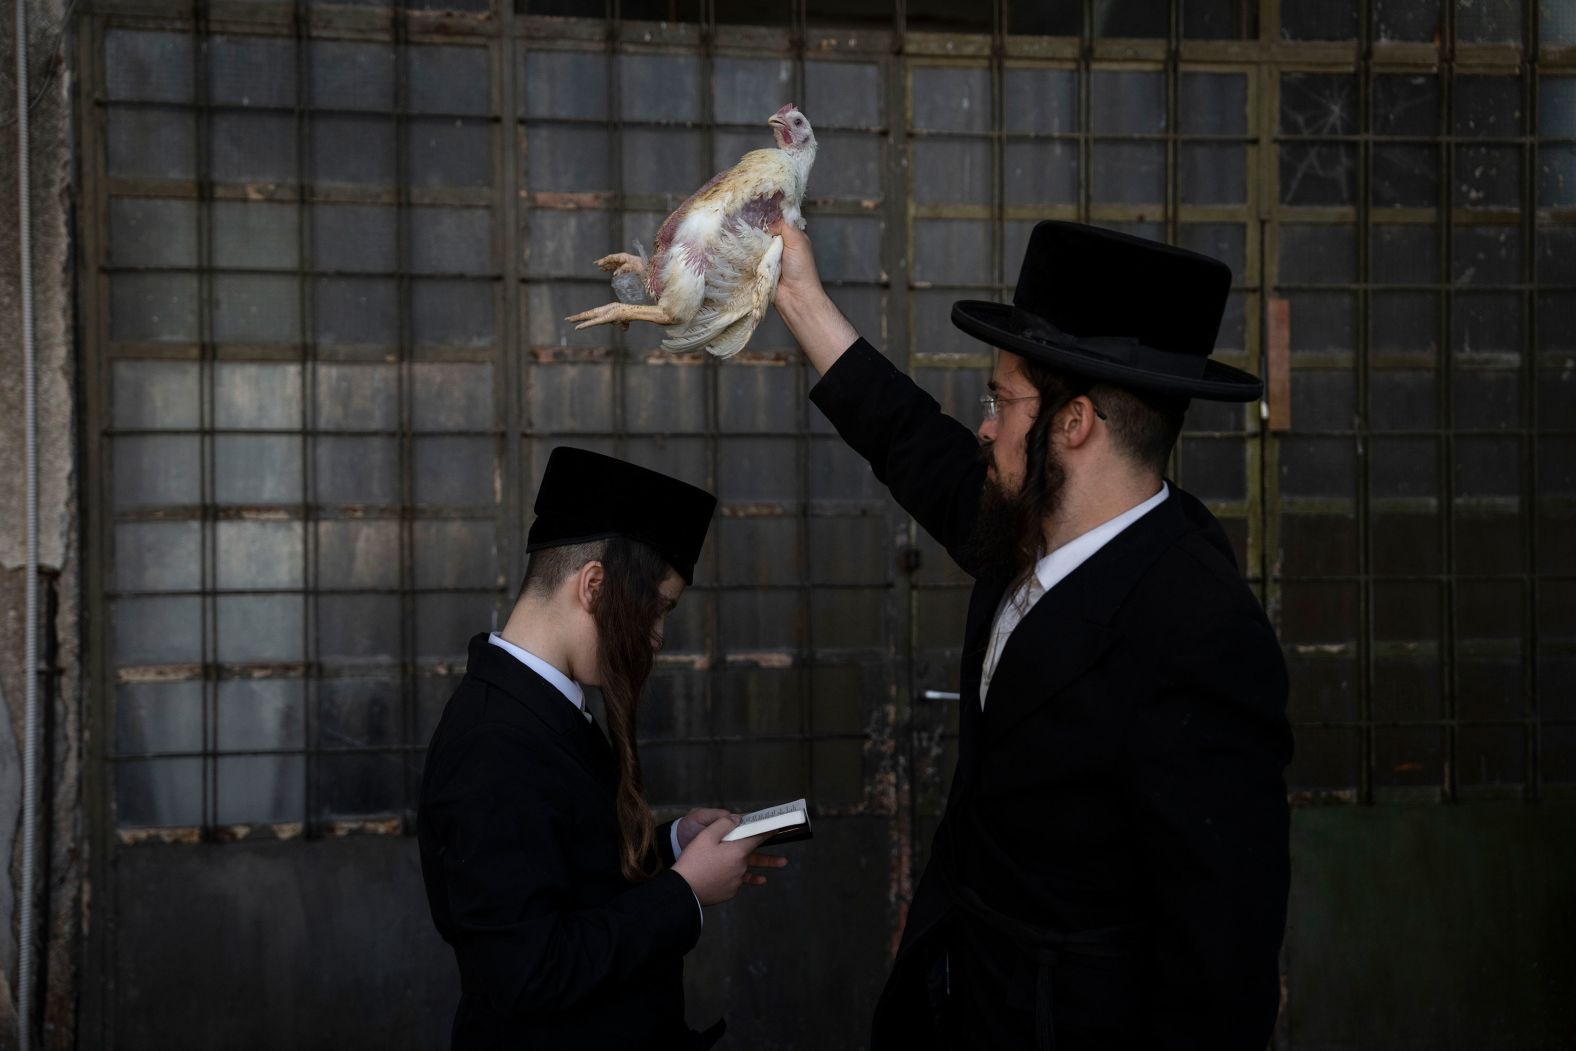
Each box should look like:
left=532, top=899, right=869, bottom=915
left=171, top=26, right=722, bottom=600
left=417, top=634, right=706, bottom=1050
left=810, top=340, right=1292, bottom=1050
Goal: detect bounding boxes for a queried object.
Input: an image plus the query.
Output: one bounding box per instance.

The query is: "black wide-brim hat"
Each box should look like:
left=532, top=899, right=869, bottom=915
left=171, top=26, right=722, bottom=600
left=526, top=447, right=717, bottom=585
left=951, top=222, right=1263, bottom=402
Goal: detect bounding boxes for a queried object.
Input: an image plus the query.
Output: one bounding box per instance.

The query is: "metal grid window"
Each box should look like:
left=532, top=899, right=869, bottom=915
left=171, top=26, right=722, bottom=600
left=82, top=0, right=1573, bottom=858
left=91, top=11, right=507, bottom=838
left=1269, top=0, right=1576, bottom=803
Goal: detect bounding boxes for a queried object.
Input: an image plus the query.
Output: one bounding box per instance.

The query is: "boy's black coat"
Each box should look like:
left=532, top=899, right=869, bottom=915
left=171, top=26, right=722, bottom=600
left=418, top=634, right=705, bottom=1050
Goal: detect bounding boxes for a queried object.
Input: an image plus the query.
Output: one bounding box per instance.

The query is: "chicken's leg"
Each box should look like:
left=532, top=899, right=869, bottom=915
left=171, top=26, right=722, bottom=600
left=594, top=253, right=646, bottom=277
left=565, top=302, right=681, bottom=330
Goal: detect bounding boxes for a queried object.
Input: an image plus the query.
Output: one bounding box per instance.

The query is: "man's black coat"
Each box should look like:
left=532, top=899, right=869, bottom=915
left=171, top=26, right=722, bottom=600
left=809, top=340, right=1293, bottom=1050
left=417, top=634, right=706, bottom=1050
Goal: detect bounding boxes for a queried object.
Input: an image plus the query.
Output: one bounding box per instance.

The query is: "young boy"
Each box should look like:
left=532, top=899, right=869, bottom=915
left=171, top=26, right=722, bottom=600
left=418, top=447, right=782, bottom=1049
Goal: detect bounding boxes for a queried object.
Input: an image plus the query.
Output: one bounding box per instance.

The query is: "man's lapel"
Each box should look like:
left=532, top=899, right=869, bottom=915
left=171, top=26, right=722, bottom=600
left=462, top=633, right=618, bottom=796
left=977, top=493, right=1188, bottom=748
left=952, top=572, right=1009, bottom=785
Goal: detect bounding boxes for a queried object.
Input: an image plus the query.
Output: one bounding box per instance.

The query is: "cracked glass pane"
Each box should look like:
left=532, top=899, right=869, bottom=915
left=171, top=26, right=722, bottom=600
left=116, top=759, right=204, bottom=827
left=1373, top=145, right=1439, bottom=208
left=1456, top=0, right=1522, bottom=42
left=211, top=112, right=297, bottom=184
left=217, top=756, right=305, bottom=824
left=1372, top=292, right=1440, bottom=355
left=1455, top=145, right=1521, bottom=209
left=1092, top=0, right=1169, bottom=37
left=1007, top=0, right=1081, bottom=35
left=1179, top=73, right=1248, bottom=135
left=1455, top=76, right=1522, bottom=138
left=107, top=108, right=195, bottom=180
left=1281, top=225, right=1356, bottom=284
left=216, top=595, right=306, bottom=663
left=1374, top=0, right=1442, bottom=40
left=315, top=754, right=403, bottom=819
left=217, top=680, right=306, bottom=752
left=1452, top=226, right=1521, bottom=285
left=105, top=30, right=193, bottom=103
left=1280, top=143, right=1358, bottom=206
left=1374, top=75, right=1439, bottom=136
left=313, top=434, right=400, bottom=504
left=911, top=68, right=991, bottom=133
left=311, top=116, right=395, bottom=187
left=1179, top=144, right=1246, bottom=204
left=1281, top=0, right=1357, bottom=40
left=206, top=35, right=297, bottom=108
left=1452, top=292, right=1524, bottom=356
left=317, top=679, right=401, bottom=750
left=1092, top=142, right=1165, bottom=203
left=522, top=50, right=609, bottom=120
left=712, top=58, right=793, bottom=124
left=1372, top=224, right=1439, bottom=284
left=408, top=119, right=493, bottom=189
left=1370, top=371, right=1439, bottom=430
left=1545, top=0, right=1576, bottom=44
left=623, top=128, right=707, bottom=196
left=116, top=683, right=203, bottom=755
left=1090, top=70, right=1166, bottom=134
left=805, top=61, right=883, bottom=128
left=1280, top=73, right=1357, bottom=136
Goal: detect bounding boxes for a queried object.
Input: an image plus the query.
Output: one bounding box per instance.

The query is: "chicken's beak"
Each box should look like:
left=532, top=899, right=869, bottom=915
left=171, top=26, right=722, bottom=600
left=767, top=114, right=786, bottom=128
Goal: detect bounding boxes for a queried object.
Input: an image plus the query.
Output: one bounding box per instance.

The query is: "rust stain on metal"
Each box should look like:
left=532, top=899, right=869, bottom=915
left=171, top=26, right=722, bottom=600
left=1266, top=296, right=1292, bottom=433
left=642, top=350, right=707, bottom=366
left=718, top=503, right=794, bottom=518
left=722, top=651, right=795, bottom=669
left=529, top=191, right=613, bottom=210
left=654, top=652, right=711, bottom=671
left=117, top=826, right=202, bottom=846
left=732, top=349, right=793, bottom=366
left=1286, top=788, right=1358, bottom=805
left=115, top=663, right=202, bottom=684
left=530, top=346, right=614, bottom=363
left=324, top=818, right=402, bottom=838
left=227, top=662, right=307, bottom=680
left=215, top=505, right=295, bottom=521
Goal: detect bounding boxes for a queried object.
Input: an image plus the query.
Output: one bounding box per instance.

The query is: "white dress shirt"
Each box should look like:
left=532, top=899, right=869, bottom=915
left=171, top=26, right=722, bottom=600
left=487, top=632, right=698, bottom=919
left=979, top=482, right=1170, bottom=707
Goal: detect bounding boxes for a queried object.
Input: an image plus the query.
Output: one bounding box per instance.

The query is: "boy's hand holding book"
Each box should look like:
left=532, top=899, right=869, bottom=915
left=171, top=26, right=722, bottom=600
left=672, top=808, right=789, bottom=902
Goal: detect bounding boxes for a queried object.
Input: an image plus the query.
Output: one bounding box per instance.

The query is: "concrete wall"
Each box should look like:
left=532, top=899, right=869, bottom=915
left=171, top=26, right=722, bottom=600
left=1, top=1, right=81, bottom=1047
left=1282, top=804, right=1576, bottom=1051
left=90, top=805, right=1576, bottom=1049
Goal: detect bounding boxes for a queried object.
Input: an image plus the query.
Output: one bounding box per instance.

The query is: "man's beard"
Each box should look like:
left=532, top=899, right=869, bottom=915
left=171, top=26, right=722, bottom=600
left=963, top=440, right=1067, bottom=578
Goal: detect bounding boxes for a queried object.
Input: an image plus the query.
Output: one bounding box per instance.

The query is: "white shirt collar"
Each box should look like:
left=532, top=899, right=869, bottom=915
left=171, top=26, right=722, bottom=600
left=1032, top=481, right=1170, bottom=595
left=487, top=632, right=586, bottom=712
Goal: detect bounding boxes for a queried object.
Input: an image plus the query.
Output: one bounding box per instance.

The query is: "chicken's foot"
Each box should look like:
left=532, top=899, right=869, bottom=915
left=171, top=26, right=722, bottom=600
left=565, top=302, right=681, bottom=330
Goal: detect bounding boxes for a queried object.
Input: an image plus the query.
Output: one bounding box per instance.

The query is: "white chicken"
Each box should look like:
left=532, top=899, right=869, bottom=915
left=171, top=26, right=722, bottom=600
left=565, top=103, right=818, bottom=359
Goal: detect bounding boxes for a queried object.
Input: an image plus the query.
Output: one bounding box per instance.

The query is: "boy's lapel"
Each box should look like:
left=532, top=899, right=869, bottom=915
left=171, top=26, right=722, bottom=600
left=465, top=635, right=618, bottom=797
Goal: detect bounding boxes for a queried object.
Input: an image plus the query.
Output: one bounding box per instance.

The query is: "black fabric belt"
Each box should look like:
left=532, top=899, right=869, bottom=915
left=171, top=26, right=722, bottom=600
left=938, top=852, right=1139, bottom=1051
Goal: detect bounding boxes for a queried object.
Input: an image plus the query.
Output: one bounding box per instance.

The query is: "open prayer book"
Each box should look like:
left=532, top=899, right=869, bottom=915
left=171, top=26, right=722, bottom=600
left=722, top=798, right=812, bottom=845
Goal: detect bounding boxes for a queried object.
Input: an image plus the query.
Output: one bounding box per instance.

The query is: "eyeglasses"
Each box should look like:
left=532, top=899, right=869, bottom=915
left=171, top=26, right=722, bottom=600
left=978, top=391, right=1107, bottom=422
left=978, top=392, right=1038, bottom=420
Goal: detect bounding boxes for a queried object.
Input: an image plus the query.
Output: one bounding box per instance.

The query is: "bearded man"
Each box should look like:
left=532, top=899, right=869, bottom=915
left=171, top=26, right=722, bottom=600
left=772, top=220, right=1293, bottom=1049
